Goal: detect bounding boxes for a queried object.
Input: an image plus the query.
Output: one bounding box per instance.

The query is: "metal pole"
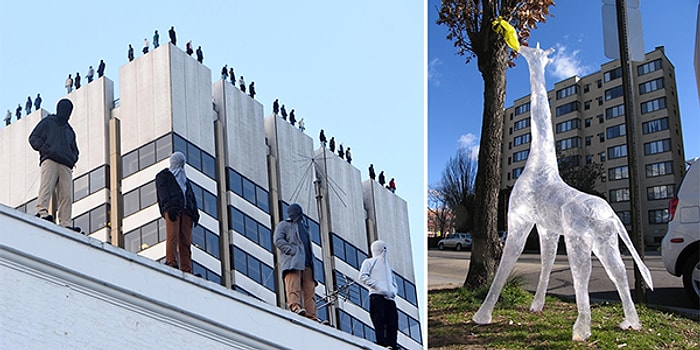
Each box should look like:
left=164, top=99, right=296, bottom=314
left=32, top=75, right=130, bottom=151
left=615, top=0, right=646, bottom=302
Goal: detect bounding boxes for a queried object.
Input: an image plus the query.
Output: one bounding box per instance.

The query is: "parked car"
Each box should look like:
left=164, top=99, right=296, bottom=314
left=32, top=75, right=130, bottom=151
left=661, top=158, right=700, bottom=307
left=437, top=232, right=472, bottom=251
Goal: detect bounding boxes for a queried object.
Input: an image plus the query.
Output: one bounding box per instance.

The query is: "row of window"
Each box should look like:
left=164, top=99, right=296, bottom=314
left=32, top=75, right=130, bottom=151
left=123, top=134, right=173, bottom=179
left=616, top=209, right=669, bottom=225
left=72, top=204, right=110, bottom=234
left=193, top=261, right=222, bottom=284
left=334, top=270, right=371, bottom=312
left=648, top=185, right=675, bottom=200
left=227, top=167, right=270, bottom=214
left=608, top=165, right=629, bottom=181
left=608, top=144, right=627, bottom=159
left=606, top=124, right=626, bottom=139
left=124, top=217, right=166, bottom=253
left=74, top=165, right=109, bottom=201
left=232, top=246, right=276, bottom=292
left=638, top=59, right=662, bottom=76
left=606, top=104, right=624, bottom=119
left=191, top=182, right=218, bottom=219
left=513, top=133, right=530, bottom=146
left=228, top=205, right=273, bottom=251
left=514, top=102, right=530, bottom=115
left=556, top=136, right=580, bottom=151
left=513, top=118, right=530, bottom=131
left=641, top=97, right=666, bottom=114
left=555, top=101, right=579, bottom=117
left=642, top=117, right=669, bottom=134
left=644, top=138, right=671, bottom=155
left=556, top=85, right=578, bottom=100
left=604, top=85, right=623, bottom=101
left=123, top=181, right=157, bottom=217
left=331, top=233, right=369, bottom=270
left=193, top=224, right=221, bottom=259
left=337, top=309, right=377, bottom=345
left=513, top=149, right=529, bottom=162
left=173, top=133, right=217, bottom=180
left=604, top=67, right=622, bottom=82
left=639, top=77, right=664, bottom=95
left=555, top=119, right=579, bottom=134
left=646, top=161, right=673, bottom=177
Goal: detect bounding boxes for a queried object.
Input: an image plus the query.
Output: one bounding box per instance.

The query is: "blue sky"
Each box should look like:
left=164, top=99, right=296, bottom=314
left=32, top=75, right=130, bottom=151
left=0, top=0, right=426, bottom=326
left=429, top=0, right=700, bottom=185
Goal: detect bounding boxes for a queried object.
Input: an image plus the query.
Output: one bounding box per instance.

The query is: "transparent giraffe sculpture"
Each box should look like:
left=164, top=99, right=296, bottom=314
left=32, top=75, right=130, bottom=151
left=472, top=44, right=653, bottom=341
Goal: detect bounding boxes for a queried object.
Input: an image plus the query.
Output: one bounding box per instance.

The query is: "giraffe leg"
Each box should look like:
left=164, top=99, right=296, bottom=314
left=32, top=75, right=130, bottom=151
left=592, top=232, right=641, bottom=330
left=473, top=216, right=533, bottom=325
left=530, top=228, right=559, bottom=312
left=564, top=235, right=593, bottom=341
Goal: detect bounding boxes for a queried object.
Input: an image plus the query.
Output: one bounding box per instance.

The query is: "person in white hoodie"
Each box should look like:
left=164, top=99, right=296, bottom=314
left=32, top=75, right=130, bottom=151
left=359, top=240, right=398, bottom=349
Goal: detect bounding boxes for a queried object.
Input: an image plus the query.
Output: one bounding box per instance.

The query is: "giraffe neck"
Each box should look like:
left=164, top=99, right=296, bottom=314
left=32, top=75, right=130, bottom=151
left=522, top=48, right=558, bottom=171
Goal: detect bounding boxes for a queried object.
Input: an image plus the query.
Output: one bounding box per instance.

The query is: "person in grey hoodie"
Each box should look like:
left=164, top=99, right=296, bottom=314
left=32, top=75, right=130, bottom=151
left=29, top=99, right=79, bottom=230
left=273, top=203, right=320, bottom=321
left=359, top=240, right=399, bottom=349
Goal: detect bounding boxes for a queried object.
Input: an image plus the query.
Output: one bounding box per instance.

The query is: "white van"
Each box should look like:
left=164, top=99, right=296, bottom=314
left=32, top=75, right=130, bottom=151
left=661, top=158, right=700, bottom=306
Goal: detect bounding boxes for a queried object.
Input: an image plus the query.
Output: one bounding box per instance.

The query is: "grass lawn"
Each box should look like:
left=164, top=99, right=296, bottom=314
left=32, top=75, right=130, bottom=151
left=428, top=279, right=699, bottom=349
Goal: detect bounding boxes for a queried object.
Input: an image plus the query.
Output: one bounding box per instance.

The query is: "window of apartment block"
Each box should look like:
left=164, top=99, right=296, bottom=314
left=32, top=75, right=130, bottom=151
left=585, top=136, right=592, bottom=146
left=513, top=118, right=530, bottom=130
left=605, top=104, right=624, bottom=119
left=639, top=77, right=664, bottom=95
left=599, top=152, right=606, bottom=162
left=616, top=211, right=632, bottom=225
left=556, top=85, right=579, bottom=99
left=512, top=167, right=524, bottom=179
left=604, top=67, right=622, bottom=82
left=584, top=100, right=591, bottom=110
left=604, top=85, right=623, bottom=100
left=513, top=133, right=531, bottom=146
left=597, top=79, right=602, bottom=88
left=598, top=114, right=605, bottom=123
left=555, top=119, right=580, bottom=133
left=597, top=96, right=603, bottom=106
left=648, top=209, right=669, bottom=224
left=641, top=97, right=667, bottom=114
left=608, top=165, right=629, bottom=180
left=637, top=59, right=662, bottom=76
left=646, top=161, right=673, bottom=177
left=513, top=150, right=529, bottom=162
left=586, top=154, right=593, bottom=164
left=583, top=84, right=590, bottom=93
left=644, top=138, right=671, bottom=155
left=585, top=118, right=592, bottom=127
left=514, top=102, right=530, bottom=115
left=642, top=117, right=669, bottom=134
left=606, top=124, right=626, bottom=139
left=556, top=101, right=580, bottom=117
left=556, top=136, right=581, bottom=151
left=647, top=185, right=675, bottom=200
left=609, top=188, right=630, bottom=202
left=608, top=144, right=627, bottom=159
left=599, top=133, right=605, bottom=142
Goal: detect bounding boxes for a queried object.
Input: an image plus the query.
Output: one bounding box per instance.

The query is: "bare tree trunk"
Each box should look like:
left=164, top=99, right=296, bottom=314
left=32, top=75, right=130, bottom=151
left=464, top=33, right=508, bottom=289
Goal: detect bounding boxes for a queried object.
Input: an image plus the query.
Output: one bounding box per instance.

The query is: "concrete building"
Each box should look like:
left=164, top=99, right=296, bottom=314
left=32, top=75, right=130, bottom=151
left=0, top=42, right=421, bottom=349
left=501, top=46, right=686, bottom=247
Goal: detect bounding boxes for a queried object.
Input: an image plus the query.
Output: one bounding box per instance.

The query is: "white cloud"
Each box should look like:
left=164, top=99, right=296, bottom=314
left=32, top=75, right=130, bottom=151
left=428, top=57, right=443, bottom=86
left=458, top=133, right=480, bottom=160
left=548, top=43, right=592, bottom=80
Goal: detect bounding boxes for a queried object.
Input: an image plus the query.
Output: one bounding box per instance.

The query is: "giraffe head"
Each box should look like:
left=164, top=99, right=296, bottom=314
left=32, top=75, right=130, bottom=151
left=518, top=43, right=555, bottom=72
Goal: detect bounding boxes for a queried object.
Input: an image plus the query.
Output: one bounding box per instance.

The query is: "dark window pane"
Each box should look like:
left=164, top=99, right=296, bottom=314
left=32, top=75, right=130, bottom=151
left=124, top=229, right=141, bottom=253
left=192, top=261, right=206, bottom=278
left=405, top=281, right=417, bottom=306
left=365, top=325, right=376, bottom=343
left=229, top=206, right=245, bottom=233
left=141, top=220, right=159, bottom=249
left=314, top=258, right=325, bottom=284
left=233, top=246, right=247, bottom=273
left=259, top=225, right=272, bottom=251
left=122, top=151, right=139, bottom=178
left=140, top=182, right=157, bottom=208
left=339, top=310, right=352, bottom=334
left=247, top=255, right=261, bottom=283
left=360, top=287, right=370, bottom=311
left=190, top=183, right=204, bottom=210
left=202, top=152, right=216, bottom=180
left=317, top=302, right=328, bottom=322
left=352, top=318, right=364, bottom=337
left=357, top=250, right=368, bottom=266
left=90, top=205, right=108, bottom=233
left=261, top=263, right=275, bottom=291
left=73, top=212, right=89, bottom=234
left=227, top=168, right=243, bottom=196
left=123, top=189, right=140, bottom=217
left=138, top=143, right=156, bottom=170
left=348, top=283, right=361, bottom=305
left=332, top=234, right=345, bottom=260
left=192, top=225, right=205, bottom=251
left=308, top=220, right=321, bottom=245
left=203, top=190, right=218, bottom=219
left=89, top=166, right=106, bottom=194
left=256, top=187, right=269, bottom=213
left=345, top=243, right=357, bottom=268
left=157, top=217, right=166, bottom=242
left=395, top=273, right=405, bottom=298
left=173, top=134, right=187, bottom=155
left=409, top=318, right=422, bottom=343
left=245, top=216, right=258, bottom=242
left=155, top=134, right=172, bottom=162
left=398, top=311, right=409, bottom=334
left=242, top=178, right=256, bottom=204
left=74, top=174, right=89, bottom=200
left=187, top=143, right=201, bottom=171
left=207, top=272, right=221, bottom=284
left=206, top=231, right=220, bottom=259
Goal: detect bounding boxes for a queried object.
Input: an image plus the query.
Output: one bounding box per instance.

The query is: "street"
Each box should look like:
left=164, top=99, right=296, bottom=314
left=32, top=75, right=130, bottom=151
left=429, top=249, right=699, bottom=315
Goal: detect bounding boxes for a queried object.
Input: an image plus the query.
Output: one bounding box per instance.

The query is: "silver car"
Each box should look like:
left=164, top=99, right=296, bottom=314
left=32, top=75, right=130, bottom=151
left=437, top=232, right=472, bottom=251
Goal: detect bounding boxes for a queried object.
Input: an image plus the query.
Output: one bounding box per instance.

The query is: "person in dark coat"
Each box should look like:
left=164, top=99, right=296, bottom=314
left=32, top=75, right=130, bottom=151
left=273, top=204, right=324, bottom=323
left=74, top=72, right=81, bottom=89
left=329, top=137, right=336, bottom=153
left=338, top=144, right=344, bottom=159
left=169, top=26, right=177, bottom=46
left=378, top=171, right=386, bottom=187
left=280, top=105, right=287, bottom=120
left=34, top=94, right=42, bottom=110
left=128, top=44, right=134, bottom=61
left=153, top=30, right=160, bottom=48
left=186, top=40, right=193, bottom=55
left=229, top=68, right=235, bottom=85
left=249, top=82, right=256, bottom=98
left=97, top=60, right=105, bottom=78
left=25, top=96, right=32, bottom=115
left=369, top=164, right=376, bottom=180
left=319, top=129, right=327, bottom=147
left=273, top=99, right=280, bottom=115
left=221, top=65, right=228, bottom=80
left=238, top=76, right=246, bottom=92
left=142, top=38, right=149, bottom=54
left=156, top=152, right=200, bottom=273
left=196, top=46, right=203, bottom=63
left=29, top=99, right=80, bottom=230
left=345, top=147, right=352, bottom=164
left=289, top=109, right=296, bottom=126
left=15, top=104, right=22, bottom=120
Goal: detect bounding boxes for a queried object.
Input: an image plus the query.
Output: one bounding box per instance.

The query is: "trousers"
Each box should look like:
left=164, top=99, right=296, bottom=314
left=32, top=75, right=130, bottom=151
left=36, top=159, right=73, bottom=227
left=164, top=212, right=193, bottom=273
left=283, top=267, right=317, bottom=318
left=370, top=294, right=398, bottom=348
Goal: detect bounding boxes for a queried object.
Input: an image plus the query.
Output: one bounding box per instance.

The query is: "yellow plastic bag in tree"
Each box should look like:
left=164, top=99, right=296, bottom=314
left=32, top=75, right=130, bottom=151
left=491, top=16, right=520, bottom=52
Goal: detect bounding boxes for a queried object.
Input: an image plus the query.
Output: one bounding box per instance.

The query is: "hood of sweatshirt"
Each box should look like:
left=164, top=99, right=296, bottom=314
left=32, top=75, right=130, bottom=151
left=55, top=99, right=73, bottom=125
left=371, top=240, right=387, bottom=258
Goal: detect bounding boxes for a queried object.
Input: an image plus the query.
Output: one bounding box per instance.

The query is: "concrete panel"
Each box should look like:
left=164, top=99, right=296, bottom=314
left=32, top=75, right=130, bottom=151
left=69, top=77, right=114, bottom=177
left=264, top=115, right=319, bottom=221
left=362, top=180, right=414, bottom=282
left=214, top=80, right=268, bottom=189
left=0, top=110, right=46, bottom=207
left=315, top=148, right=366, bottom=250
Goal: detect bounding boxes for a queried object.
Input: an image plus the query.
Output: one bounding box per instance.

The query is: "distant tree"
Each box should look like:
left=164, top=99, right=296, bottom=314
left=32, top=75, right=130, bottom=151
left=434, top=148, right=477, bottom=234
left=437, top=0, right=554, bottom=289
left=428, top=187, right=455, bottom=236
left=558, top=154, right=605, bottom=197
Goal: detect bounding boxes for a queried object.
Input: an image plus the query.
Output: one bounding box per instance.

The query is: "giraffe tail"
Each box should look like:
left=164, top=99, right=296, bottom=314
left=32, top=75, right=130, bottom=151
left=615, top=218, right=654, bottom=290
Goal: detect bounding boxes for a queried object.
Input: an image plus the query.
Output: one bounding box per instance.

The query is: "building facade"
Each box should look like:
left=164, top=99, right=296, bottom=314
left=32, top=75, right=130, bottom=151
left=502, top=46, right=686, bottom=246
left=0, top=43, right=421, bottom=349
